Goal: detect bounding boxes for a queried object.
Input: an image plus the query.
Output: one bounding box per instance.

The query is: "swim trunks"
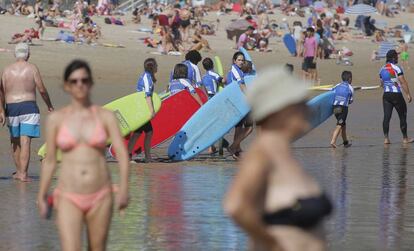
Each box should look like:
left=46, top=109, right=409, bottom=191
left=401, top=51, right=409, bottom=61
left=302, top=57, right=316, bottom=72
left=333, top=105, right=348, bottom=126
left=6, top=101, right=40, bottom=138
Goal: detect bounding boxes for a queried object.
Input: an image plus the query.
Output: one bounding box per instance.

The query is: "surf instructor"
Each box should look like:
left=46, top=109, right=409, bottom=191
left=379, top=49, right=413, bottom=144
left=0, top=43, right=54, bottom=182
left=128, top=58, right=157, bottom=163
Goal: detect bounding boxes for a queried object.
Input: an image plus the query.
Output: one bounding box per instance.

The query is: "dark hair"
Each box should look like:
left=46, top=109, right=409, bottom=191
left=242, top=60, right=253, bottom=73
left=341, top=71, right=352, bottom=82
left=386, top=49, right=398, bottom=64
left=306, top=27, right=315, bottom=33
left=285, top=63, right=294, bottom=73
left=316, top=19, right=322, bottom=28
left=144, top=58, right=157, bottom=82
left=293, top=21, right=302, bottom=27
left=185, top=50, right=202, bottom=64
left=202, top=57, right=214, bottom=71
left=247, top=26, right=255, bottom=31
left=172, top=63, right=188, bottom=79
left=64, top=59, right=93, bottom=83
left=232, top=51, right=245, bottom=62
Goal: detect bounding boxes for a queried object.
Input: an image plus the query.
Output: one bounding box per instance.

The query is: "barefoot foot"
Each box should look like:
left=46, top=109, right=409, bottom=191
left=403, top=138, right=414, bottom=144
left=384, top=138, right=391, bottom=144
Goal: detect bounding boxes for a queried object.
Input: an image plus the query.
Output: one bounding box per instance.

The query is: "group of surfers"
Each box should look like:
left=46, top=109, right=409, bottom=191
left=0, top=41, right=412, bottom=250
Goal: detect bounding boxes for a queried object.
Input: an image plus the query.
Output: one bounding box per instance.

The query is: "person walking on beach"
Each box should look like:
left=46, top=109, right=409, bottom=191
left=38, top=60, right=129, bottom=251
left=226, top=51, right=253, bottom=159
left=224, top=67, right=332, bottom=251
left=0, top=43, right=53, bottom=182
left=380, top=49, right=413, bottom=144
left=330, top=71, right=353, bottom=148
left=169, top=63, right=204, bottom=106
left=201, top=57, right=227, bottom=154
left=128, top=58, right=158, bottom=163
left=183, top=50, right=203, bottom=88
left=302, top=27, right=318, bottom=83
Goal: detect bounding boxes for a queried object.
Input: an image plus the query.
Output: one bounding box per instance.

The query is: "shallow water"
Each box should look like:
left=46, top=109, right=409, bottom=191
left=1, top=144, right=414, bottom=251
left=2, top=92, right=414, bottom=250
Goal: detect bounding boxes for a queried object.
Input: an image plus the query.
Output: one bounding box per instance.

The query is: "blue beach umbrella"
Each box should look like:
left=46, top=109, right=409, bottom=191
left=345, top=4, right=377, bottom=15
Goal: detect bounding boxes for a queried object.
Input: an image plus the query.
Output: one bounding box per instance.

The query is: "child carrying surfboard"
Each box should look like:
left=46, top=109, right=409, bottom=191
left=330, top=71, right=354, bottom=148
left=128, top=58, right=158, bottom=163
left=201, top=57, right=226, bottom=154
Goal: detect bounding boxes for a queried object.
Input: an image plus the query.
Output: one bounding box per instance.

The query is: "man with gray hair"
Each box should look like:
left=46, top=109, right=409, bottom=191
left=0, top=43, right=53, bottom=182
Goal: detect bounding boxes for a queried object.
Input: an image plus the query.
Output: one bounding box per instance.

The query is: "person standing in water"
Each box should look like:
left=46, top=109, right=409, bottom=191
left=0, top=43, right=54, bottom=182
left=38, top=60, right=129, bottom=251
left=224, top=67, right=332, bottom=251
left=330, top=71, right=354, bottom=148
left=128, top=58, right=157, bottom=163
left=226, top=51, right=253, bottom=159
left=380, top=49, right=413, bottom=144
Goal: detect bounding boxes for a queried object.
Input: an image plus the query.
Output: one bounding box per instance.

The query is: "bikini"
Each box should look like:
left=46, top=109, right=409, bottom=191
left=53, top=106, right=111, bottom=213
left=262, top=194, right=332, bottom=229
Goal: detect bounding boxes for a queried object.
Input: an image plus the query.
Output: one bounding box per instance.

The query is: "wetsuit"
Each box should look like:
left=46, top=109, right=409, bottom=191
left=332, top=81, right=354, bottom=127
left=136, top=71, right=154, bottom=133
left=379, top=63, right=408, bottom=138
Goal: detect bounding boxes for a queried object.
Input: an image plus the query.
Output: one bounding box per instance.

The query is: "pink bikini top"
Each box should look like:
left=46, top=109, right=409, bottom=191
left=56, top=106, right=108, bottom=151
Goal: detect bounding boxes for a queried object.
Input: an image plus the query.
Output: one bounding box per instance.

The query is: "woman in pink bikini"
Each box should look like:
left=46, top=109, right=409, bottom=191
left=37, top=60, right=129, bottom=251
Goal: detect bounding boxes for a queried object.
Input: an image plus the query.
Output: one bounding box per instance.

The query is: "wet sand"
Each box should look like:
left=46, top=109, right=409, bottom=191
left=1, top=10, right=414, bottom=250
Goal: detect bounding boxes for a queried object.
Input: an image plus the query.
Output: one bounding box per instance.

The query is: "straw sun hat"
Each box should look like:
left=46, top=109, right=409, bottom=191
left=246, top=66, right=309, bottom=122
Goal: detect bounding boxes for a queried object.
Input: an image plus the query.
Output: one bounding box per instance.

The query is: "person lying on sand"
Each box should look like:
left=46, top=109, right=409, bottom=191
left=9, top=28, right=40, bottom=44
left=190, top=28, right=212, bottom=52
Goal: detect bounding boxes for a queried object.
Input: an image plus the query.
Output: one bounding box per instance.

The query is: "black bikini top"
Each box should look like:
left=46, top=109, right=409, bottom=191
left=262, top=194, right=333, bottom=229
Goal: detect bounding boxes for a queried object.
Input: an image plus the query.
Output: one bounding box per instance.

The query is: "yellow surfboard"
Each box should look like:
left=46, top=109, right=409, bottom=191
left=308, top=84, right=334, bottom=91
left=214, top=56, right=225, bottom=92
left=37, top=92, right=161, bottom=159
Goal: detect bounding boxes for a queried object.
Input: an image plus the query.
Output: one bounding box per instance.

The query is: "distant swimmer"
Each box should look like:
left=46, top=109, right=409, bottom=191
left=330, top=71, right=354, bottom=148
left=379, top=50, right=413, bottom=144
left=0, top=43, right=54, bottom=182
left=168, top=63, right=204, bottom=106
left=128, top=58, right=158, bottom=163
left=225, top=67, right=332, bottom=251
left=37, top=60, right=129, bottom=250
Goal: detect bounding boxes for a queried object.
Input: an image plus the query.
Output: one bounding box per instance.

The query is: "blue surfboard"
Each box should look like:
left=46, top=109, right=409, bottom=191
left=239, top=47, right=252, bottom=62
left=283, top=34, right=297, bottom=56
left=306, top=91, right=335, bottom=130
left=168, top=75, right=256, bottom=161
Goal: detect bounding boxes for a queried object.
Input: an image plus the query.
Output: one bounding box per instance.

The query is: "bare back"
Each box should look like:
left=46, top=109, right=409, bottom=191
left=1, top=61, right=38, bottom=104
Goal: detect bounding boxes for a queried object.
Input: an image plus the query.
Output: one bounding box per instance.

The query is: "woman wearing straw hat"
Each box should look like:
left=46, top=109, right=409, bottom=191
left=224, top=67, right=332, bottom=251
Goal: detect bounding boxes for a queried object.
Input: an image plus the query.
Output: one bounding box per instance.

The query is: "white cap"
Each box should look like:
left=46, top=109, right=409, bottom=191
left=246, top=66, right=309, bottom=121
left=15, top=43, right=29, bottom=59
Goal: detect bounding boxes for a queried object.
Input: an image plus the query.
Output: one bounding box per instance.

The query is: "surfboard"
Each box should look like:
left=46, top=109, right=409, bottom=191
left=37, top=92, right=162, bottom=159
left=108, top=89, right=208, bottom=157
left=306, top=91, right=335, bottom=130
left=239, top=47, right=252, bottom=62
left=214, top=56, right=225, bottom=92
left=308, top=84, right=334, bottom=91
left=168, top=75, right=256, bottom=161
left=283, top=33, right=297, bottom=56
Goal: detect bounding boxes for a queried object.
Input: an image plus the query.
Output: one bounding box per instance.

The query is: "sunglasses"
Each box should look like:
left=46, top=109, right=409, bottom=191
left=68, top=77, right=91, bottom=85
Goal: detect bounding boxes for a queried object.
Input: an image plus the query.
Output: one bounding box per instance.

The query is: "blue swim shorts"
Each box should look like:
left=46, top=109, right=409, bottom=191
left=6, top=101, right=40, bottom=138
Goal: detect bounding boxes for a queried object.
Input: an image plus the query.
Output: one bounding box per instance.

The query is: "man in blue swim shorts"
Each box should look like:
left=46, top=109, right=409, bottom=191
left=0, top=43, right=54, bottom=182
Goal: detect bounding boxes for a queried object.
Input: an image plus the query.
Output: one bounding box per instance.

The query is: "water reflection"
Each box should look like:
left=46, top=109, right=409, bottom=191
left=379, top=146, right=408, bottom=250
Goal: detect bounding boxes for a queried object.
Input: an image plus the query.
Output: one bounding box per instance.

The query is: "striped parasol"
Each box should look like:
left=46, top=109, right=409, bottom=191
left=345, top=4, right=377, bottom=15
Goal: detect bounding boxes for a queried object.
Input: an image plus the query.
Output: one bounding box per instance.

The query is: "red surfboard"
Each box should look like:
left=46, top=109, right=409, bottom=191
left=109, top=88, right=208, bottom=157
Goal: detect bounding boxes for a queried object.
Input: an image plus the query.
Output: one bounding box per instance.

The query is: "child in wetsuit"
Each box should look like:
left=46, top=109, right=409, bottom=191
left=330, top=70, right=354, bottom=148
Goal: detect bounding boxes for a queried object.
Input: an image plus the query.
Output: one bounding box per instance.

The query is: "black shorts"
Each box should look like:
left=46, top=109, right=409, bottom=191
left=236, top=113, right=254, bottom=128
left=302, top=57, right=316, bottom=72
left=180, top=19, right=191, bottom=28
left=135, top=121, right=153, bottom=133
left=333, top=105, right=348, bottom=126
